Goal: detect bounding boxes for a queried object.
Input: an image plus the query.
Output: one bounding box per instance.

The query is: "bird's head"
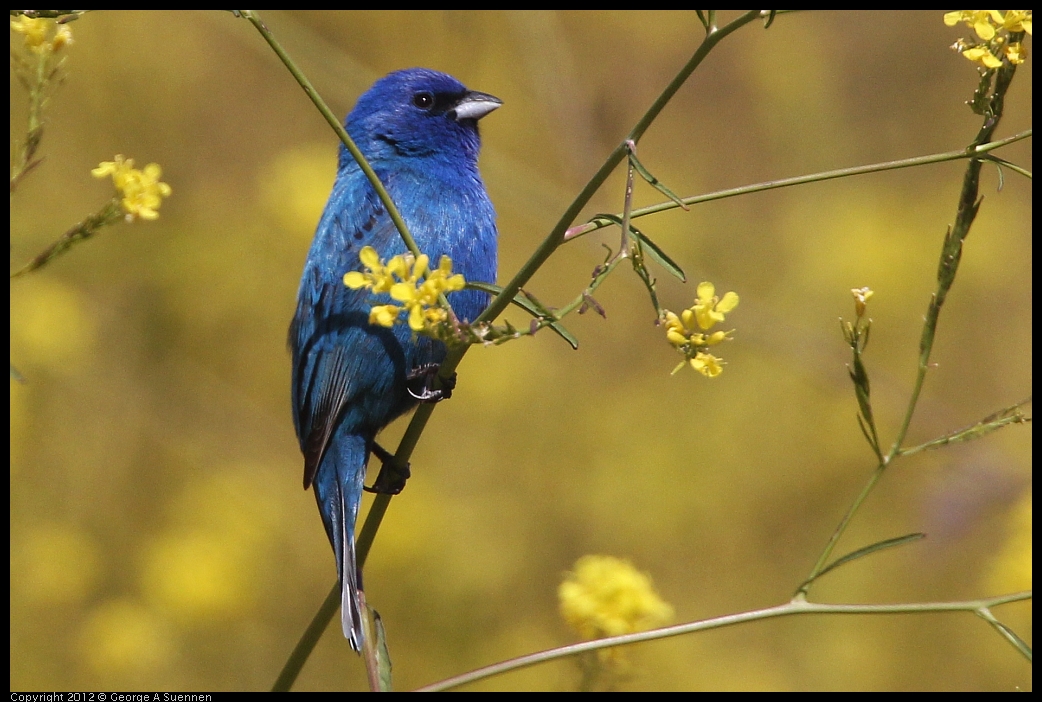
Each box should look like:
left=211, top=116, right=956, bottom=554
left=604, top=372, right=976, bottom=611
left=344, top=68, right=501, bottom=168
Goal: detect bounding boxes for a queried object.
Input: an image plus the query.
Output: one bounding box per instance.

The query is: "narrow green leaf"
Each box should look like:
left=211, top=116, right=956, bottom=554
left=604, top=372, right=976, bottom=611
left=630, top=244, right=664, bottom=317
left=820, top=533, right=926, bottom=579
left=900, top=397, right=1032, bottom=456
left=855, top=413, right=875, bottom=452
left=627, top=152, right=690, bottom=210
left=798, top=533, right=926, bottom=592
left=983, top=616, right=1033, bottom=662
left=632, top=225, right=686, bottom=282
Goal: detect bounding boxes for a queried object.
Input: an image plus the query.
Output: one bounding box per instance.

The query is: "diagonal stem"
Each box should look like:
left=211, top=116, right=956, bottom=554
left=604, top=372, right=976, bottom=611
left=241, top=11, right=422, bottom=259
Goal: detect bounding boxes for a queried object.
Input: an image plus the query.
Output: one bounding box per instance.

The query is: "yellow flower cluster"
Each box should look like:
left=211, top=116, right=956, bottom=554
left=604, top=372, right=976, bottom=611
left=344, top=246, right=466, bottom=332
left=945, top=10, right=1032, bottom=68
left=92, top=155, right=172, bottom=221
left=559, top=555, right=673, bottom=644
left=663, top=281, right=739, bottom=377
left=10, top=15, right=73, bottom=55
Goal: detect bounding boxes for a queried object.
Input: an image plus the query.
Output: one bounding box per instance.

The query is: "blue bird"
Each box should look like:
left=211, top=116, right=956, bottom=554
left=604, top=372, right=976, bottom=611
left=290, top=68, right=500, bottom=650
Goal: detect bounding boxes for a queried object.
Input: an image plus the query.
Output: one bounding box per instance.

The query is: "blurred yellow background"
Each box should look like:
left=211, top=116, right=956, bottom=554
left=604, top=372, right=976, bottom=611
left=10, top=10, right=1031, bottom=691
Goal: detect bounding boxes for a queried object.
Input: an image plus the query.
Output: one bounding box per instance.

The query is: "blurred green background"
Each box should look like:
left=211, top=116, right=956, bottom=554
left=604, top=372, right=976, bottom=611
left=10, top=10, right=1031, bottom=691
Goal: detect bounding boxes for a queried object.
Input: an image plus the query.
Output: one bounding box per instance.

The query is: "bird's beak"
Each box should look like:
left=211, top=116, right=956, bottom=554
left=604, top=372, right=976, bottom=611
left=450, top=91, right=502, bottom=122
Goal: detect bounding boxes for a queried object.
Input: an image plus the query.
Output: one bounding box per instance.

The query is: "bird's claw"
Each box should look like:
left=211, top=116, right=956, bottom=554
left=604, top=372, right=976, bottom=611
left=406, top=363, right=457, bottom=403
left=364, top=442, right=411, bottom=495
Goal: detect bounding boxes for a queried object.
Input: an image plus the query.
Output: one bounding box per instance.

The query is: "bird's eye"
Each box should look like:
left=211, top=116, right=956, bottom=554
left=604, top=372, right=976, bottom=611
left=412, top=92, right=434, bottom=110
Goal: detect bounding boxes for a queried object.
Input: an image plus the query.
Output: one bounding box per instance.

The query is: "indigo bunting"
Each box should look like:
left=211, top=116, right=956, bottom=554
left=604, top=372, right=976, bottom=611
left=290, top=68, right=500, bottom=650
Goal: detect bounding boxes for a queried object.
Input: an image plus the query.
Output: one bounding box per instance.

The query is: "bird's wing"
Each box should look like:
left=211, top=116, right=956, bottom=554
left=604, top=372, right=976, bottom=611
left=293, top=264, right=395, bottom=489
left=301, top=344, right=350, bottom=490
left=291, top=178, right=404, bottom=490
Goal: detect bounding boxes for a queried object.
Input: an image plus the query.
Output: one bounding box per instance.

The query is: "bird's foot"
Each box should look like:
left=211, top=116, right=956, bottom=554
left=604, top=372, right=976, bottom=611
left=407, top=363, right=457, bottom=403
left=364, top=442, right=411, bottom=495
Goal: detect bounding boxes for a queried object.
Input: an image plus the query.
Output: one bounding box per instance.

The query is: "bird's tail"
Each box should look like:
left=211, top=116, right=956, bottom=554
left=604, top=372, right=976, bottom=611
left=312, top=432, right=368, bottom=651
left=339, top=508, right=364, bottom=651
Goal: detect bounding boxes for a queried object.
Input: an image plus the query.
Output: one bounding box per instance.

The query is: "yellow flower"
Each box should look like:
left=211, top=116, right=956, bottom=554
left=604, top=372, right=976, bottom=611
left=961, top=45, right=1004, bottom=69
left=344, top=247, right=466, bottom=334
left=344, top=246, right=399, bottom=293
left=391, top=281, right=431, bottom=332
left=693, top=281, right=739, bottom=331
left=559, top=555, right=673, bottom=643
left=368, top=304, right=402, bottom=328
left=389, top=254, right=465, bottom=332
left=1005, top=42, right=1027, bottom=64
left=999, top=10, right=1032, bottom=35
left=851, top=286, right=874, bottom=318
left=92, top=155, right=171, bottom=221
left=10, top=15, right=72, bottom=54
left=663, top=312, right=691, bottom=348
left=663, top=281, right=738, bottom=376
left=943, top=10, right=1003, bottom=40
left=428, top=254, right=467, bottom=294
left=690, top=352, right=724, bottom=378
left=945, top=11, right=1032, bottom=69
left=11, top=16, right=49, bottom=50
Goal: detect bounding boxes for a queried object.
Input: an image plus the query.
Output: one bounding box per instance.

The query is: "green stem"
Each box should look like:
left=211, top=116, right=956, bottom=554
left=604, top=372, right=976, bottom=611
left=11, top=40, right=50, bottom=193
left=240, top=11, right=422, bottom=259
left=564, top=130, right=1032, bottom=242
left=617, top=141, right=637, bottom=261
left=897, top=398, right=1031, bottom=457
left=798, top=462, right=886, bottom=598
left=271, top=582, right=340, bottom=692
left=976, top=606, right=1034, bottom=662
left=417, top=591, right=1032, bottom=691
left=11, top=200, right=124, bottom=278
left=887, top=59, right=1018, bottom=459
